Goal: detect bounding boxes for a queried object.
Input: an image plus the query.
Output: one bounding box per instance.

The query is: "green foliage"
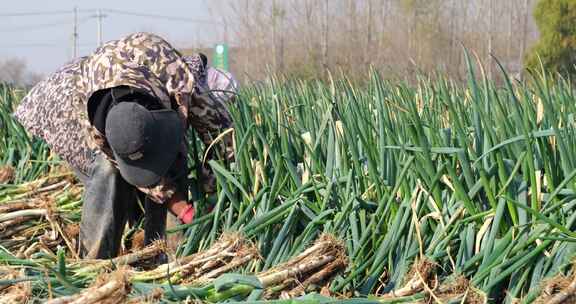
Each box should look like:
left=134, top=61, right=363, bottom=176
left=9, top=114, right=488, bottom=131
left=525, top=0, right=576, bottom=76
left=0, top=84, right=52, bottom=182
left=4, top=60, right=576, bottom=302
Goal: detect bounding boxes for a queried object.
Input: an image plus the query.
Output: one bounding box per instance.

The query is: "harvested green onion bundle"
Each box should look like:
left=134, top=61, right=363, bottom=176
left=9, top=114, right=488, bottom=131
left=0, top=174, right=81, bottom=258
left=30, top=234, right=347, bottom=303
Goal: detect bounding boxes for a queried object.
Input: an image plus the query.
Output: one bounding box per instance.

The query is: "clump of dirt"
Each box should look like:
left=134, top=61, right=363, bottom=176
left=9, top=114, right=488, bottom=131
left=0, top=267, right=31, bottom=304
left=131, top=230, right=146, bottom=251
left=0, top=166, right=15, bottom=184
left=64, top=223, right=80, bottom=240
left=406, top=258, right=436, bottom=286
left=436, top=275, right=469, bottom=298
left=534, top=269, right=576, bottom=304
left=380, top=257, right=437, bottom=299
left=464, top=288, right=488, bottom=304
left=436, top=275, right=486, bottom=304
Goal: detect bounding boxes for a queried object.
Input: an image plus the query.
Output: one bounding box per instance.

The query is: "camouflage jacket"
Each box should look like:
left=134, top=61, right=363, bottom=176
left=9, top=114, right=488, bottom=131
left=14, top=32, right=233, bottom=203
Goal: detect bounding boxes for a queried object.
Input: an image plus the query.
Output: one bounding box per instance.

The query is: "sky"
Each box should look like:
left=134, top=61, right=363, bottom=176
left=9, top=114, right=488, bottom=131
left=0, top=0, right=225, bottom=74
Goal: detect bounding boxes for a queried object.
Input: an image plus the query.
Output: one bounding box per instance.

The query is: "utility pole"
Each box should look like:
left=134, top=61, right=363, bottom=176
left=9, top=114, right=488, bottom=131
left=322, top=0, right=329, bottom=72
left=96, top=9, right=105, bottom=46
left=449, top=0, right=456, bottom=70
left=72, top=7, right=78, bottom=58
left=272, top=0, right=277, bottom=72
left=222, top=18, right=228, bottom=44
left=278, top=5, right=285, bottom=72
left=365, top=0, right=373, bottom=67
left=487, top=0, right=493, bottom=80
left=519, top=0, right=530, bottom=80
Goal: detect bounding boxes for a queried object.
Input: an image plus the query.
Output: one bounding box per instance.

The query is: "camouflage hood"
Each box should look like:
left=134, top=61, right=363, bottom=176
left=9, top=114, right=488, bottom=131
left=80, top=32, right=202, bottom=110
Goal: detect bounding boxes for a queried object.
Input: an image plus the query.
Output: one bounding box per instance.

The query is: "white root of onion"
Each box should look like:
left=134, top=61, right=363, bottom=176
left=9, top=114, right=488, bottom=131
left=258, top=255, right=335, bottom=288
left=0, top=209, right=47, bottom=222
left=548, top=274, right=576, bottom=304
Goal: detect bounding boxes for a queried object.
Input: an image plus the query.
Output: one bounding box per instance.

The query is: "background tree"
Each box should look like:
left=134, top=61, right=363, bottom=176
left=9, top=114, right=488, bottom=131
left=0, top=58, right=43, bottom=88
left=207, top=0, right=539, bottom=83
left=525, top=0, right=576, bottom=76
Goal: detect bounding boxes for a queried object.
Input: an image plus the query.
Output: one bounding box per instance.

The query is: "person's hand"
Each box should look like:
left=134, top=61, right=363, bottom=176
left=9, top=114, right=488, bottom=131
left=167, top=193, right=195, bottom=224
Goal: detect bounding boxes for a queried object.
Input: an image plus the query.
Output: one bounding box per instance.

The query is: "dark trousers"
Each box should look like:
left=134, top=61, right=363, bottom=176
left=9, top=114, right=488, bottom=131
left=74, top=153, right=167, bottom=259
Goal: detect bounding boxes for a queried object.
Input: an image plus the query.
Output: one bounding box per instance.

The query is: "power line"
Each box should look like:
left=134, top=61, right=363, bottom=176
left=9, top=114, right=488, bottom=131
left=0, top=8, right=221, bottom=25
left=0, top=42, right=93, bottom=48
left=0, top=10, right=73, bottom=17
left=0, top=16, right=94, bottom=33
left=0, top=43, right=60, bottom=48
left=104, top=9, right=222, bottom=25
left=0, top=9, right=99, bottom=17
left=0, top=20, right=74, bottom=32
left=0, top=8, right=222, bottom=26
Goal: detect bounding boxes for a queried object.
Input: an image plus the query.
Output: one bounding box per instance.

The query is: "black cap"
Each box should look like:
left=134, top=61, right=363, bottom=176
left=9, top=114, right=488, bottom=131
left=105, top=102, right=183, bottom=187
